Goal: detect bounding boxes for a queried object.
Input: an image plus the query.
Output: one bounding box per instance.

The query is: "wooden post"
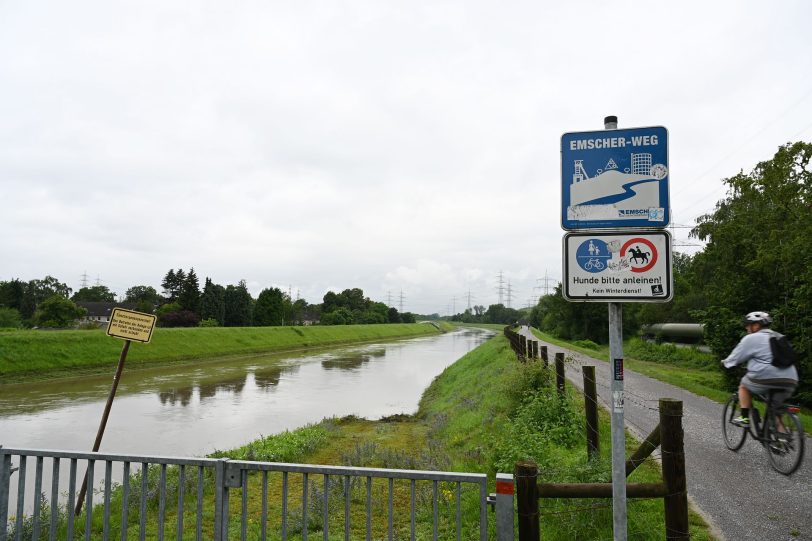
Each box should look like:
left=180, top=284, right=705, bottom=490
left=516, top=461, right=539, bottom=541
left=555, top=352, right=565, bottom=395
left=75, top=340, right=131, bottom=515
left=520, top=335, right=527, bottom=358
left=660, top=399, right=689, bottom=540
left=583, top=366, right=599, bottom=459
left=540, top=346, right=548, bottom=368
left=532, top=341, right=539, bottom=359
left=625, top=424, right=661, bottom=477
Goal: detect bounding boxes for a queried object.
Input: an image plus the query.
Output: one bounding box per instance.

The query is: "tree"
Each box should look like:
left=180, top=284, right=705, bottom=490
left=224, top=280, right=253, bottom=327
left=690, top=141, right=812, bottom=403
left=125, top=285, right=161, bottom=313
left=0, top=307, right=22, bottom=328
left=72, top=285, right=116, bottom=303
left=20, top=276, right=72, bottom=320
left=483, top=304, right=523, bottom=325
left=0, top=279, right=26, bottom=311
left=320, top=307, right=353, bottom=325
left=178, top=268, right=200, bottom=314
left=291, top=298, right=308, bottom=325
left=530, top=287, right=608, bottom=343
left=200, top=278, right=226, bottom=325
left=31, top=295, right=86, bottom=328
left=387, top=307, right=402, bottom=323
left=253, top=287, right=286, bottom=326
left=161, top=269, right=187, bottom=301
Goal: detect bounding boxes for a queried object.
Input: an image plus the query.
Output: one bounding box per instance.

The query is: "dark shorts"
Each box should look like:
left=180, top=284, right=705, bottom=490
left=741, top=375, right=796, bottom=407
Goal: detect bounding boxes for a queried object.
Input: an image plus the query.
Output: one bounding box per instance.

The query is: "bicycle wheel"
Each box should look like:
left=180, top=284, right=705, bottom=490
left=765, top=410, right=805, bottom=475
left=722, top=394, right=747, bottom=451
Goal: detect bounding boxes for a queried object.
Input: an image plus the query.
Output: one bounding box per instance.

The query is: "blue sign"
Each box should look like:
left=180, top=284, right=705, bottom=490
left=561, top=126, right=669, bottom=230
left=575, top=238, right=612, bottom=273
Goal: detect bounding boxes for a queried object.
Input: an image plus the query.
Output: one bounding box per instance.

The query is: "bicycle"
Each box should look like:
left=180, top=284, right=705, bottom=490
left=722, top=390, right=805, bottom=475
left=584, top=258, right=605, bottom=271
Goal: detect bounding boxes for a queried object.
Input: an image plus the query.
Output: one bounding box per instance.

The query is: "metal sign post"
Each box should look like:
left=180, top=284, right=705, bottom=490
left=75, top=308, right=157, bottom=515
left=603, top=115, right=627, bottom=541
left=559, top=115, right=672, bottom=540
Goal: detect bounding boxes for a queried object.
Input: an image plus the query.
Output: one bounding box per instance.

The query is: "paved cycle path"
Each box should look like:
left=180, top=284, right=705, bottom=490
left=519, top=328, right=811, bottom=541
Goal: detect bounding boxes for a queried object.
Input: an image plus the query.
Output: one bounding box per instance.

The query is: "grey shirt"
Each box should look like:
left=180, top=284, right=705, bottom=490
left=721, top=329, right=798, bottom=383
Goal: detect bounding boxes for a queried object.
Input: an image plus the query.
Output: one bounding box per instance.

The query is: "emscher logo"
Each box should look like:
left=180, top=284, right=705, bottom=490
left=618, top=209, right=648, bottom=217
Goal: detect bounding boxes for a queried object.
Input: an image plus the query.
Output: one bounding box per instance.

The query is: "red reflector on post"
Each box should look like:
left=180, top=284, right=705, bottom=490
left=496, top=480, right=514, bottom=495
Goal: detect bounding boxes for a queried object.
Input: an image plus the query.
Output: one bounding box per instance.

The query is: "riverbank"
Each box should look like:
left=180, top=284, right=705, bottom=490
left=212, top=332, right=715, bottom=539
left=9, top=331, right=716, bottom=539
left=0, top=323, right=445, bottom=383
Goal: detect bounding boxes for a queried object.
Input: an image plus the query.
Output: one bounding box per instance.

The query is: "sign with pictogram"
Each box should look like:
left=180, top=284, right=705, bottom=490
left=563, top=231, right=673, bottom=302
left=561, top=126, right=669, bottom=230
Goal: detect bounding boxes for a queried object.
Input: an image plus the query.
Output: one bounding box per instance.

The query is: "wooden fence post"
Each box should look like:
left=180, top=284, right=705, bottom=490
left=582, top=366, right=599, bottom=459
left=532, top=341, right=539, bottom=359
left=516, top=461, right=539, bottom=541
left=555, top=353, right=565, bottom=395
left=539, top=346, right=548, bottom=368
left=660, top=399, right=689, bottom=540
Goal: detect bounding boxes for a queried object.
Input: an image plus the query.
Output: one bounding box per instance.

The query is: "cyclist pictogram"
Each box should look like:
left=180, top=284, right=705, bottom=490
left=576, top=239, right=611, bottom=273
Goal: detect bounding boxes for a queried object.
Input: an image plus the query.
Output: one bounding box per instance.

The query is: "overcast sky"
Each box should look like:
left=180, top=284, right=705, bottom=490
left=2, top=1, right=811, bottom=314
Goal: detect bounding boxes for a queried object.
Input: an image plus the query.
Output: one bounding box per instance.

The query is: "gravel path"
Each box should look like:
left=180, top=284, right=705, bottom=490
left=519, top=328, right=811, bottom=541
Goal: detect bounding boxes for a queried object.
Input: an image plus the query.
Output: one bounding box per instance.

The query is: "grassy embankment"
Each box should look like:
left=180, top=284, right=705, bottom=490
left=0, top=323, right=445, bottom=383
left=14, top=333, right=715, bottom=540
left=529, top=329, right=812, bottom=429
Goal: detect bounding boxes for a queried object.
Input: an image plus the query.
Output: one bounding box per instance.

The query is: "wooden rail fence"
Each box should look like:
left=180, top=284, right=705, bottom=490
left=516, top=398, right=689, bottom=540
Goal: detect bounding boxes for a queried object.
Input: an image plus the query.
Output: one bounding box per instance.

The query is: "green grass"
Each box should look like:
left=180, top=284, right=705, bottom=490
left=0, top=323, right=442, bottom=383
left=9, top=333, right=717, bottom=540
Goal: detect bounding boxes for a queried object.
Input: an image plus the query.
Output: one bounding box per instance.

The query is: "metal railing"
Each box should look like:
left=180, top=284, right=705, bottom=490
left=1, top=447, right=490, bottom=541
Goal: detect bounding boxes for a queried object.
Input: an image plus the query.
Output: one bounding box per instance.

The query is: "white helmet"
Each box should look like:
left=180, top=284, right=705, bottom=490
left=744, top=311, right=772, bottom=326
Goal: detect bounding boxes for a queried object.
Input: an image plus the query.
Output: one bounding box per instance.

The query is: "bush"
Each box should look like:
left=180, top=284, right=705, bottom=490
left=0, top=307, right=22, bottom=328
left=158, top=310, right=200, bottom=328
left=573, top=339, right=600, bottom=350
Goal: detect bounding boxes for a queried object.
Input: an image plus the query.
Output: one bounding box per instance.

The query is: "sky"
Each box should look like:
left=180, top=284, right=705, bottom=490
left=2, top=1, right=811, bottom=315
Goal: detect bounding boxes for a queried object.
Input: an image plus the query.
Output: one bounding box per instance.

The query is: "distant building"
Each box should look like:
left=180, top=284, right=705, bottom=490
left=76, top=302, right=137, bottom=325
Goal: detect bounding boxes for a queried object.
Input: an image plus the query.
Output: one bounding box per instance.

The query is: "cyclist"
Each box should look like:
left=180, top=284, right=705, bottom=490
left=721, top=311, right=798, bottom=430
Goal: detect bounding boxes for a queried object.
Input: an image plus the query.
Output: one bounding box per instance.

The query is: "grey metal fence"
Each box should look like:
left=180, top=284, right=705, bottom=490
left=0, top=447, right=490, bottom=541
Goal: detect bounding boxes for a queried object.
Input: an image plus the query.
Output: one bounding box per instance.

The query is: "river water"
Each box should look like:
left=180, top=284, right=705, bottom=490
left=0, top=328, right=493, bottom=457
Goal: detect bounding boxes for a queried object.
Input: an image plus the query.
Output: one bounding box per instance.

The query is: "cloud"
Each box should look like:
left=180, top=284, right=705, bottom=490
left=1, top=1, right=811, bottom=311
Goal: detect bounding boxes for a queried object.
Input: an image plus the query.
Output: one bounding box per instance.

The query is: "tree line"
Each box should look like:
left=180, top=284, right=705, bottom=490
left=527, top=141, right=812, bottom=405
left=0, top=268, right=416, bottom=329
left=447, top=303, right=528, bottom=325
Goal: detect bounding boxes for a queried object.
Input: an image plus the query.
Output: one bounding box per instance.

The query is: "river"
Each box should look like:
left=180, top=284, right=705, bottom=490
left=0, top=327, right=493, bottom=457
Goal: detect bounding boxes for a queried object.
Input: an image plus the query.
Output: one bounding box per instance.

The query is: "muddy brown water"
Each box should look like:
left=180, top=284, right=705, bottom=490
left=2, top=328, right=496, bottom=518
left=1, top=328, right=494, bottom=456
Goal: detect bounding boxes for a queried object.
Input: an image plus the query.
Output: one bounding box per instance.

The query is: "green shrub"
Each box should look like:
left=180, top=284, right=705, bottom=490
left=573, top=339, right=600, bottom=350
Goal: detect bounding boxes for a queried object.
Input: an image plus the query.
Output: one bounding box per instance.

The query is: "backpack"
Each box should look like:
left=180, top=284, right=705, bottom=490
left=769, top=333, right=797, bottom=368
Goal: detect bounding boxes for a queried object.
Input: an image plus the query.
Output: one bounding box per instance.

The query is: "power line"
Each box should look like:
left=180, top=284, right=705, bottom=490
left=505, top=281, right=515, bottom=308
left=495, top=271, right=505, bottom=305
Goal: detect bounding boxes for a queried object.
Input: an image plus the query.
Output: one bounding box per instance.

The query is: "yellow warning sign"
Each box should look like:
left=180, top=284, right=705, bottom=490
left=106, top=308, right=157, bottom=343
